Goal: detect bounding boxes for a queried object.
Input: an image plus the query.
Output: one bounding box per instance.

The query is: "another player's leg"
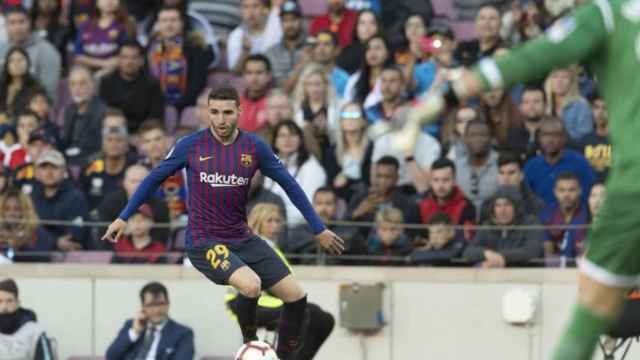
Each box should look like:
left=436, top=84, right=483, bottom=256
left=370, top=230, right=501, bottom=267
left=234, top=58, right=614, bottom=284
left=268, top=275, right=308, bottom=360
left=228, top=266, right=262, bottom=343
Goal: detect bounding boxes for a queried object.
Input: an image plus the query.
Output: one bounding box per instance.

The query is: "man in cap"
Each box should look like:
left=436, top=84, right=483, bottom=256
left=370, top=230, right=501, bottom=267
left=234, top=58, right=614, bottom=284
left=265, top=1, right=308, bottom=87
left=13, top=127, right=56, bottom=194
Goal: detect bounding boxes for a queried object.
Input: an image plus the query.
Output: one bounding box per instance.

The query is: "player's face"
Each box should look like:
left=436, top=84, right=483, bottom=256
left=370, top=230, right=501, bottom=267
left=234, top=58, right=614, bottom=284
left=554, top=179, right=581, bottom=210
left=365, top=38, right=388, bottom=68
left=429, top=224, right=453, bottom=250
left=377, top=223, right=402, bottom=246
left=244, top=61, right=271, bottom=94
left=281, top=13, right=302, bottom=40
left=520, top=90, right=545, bottom=119
left=380, top=70, right=404, bottom=102
left=430, top=167, right=454, bottom=199
left=497, top=163, right=523, bottom=187
left=475, top=6, right=500, bottom=40
left=0, top=290, right=18, bottom=314
left=539, top=122, right=566, bottom=156
left=313, top=192, right=337, bottom=221
left=493, top=198, right=515, bottom=225
left=142, top=293, right=169, bottom=325
left=588, top=184, right=606, bottom=217
left=208, top=99, right=239, bottom=138
left=141, top=129, right=169, bottom=161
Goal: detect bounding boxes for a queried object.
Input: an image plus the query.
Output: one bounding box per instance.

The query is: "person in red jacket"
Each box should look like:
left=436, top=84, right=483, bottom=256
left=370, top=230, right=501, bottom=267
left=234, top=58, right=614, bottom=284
left=309, top=0, right=357, bottom=49
left=113, top=204, right=167, bottom=264
left=419, top=157, right=476, bottom=240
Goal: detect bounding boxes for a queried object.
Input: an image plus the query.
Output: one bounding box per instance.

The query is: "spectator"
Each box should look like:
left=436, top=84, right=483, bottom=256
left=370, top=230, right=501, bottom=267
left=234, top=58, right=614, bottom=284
left=441, top=105, right=478, bottom=161
left=256, top=89, right=293, bottom=143
left=227, top=0, right=282, bottom=73
left=62, top=64, right=107, bottom=165
left=80, top=120, right=135, bottom=211
left=147, top=4, right=212, bottom=114
left=138, top=120, right=187, bottom=222
left=30, top=0, right=71, bottom=69
left=311, top=30, right=349, bottom=98
left=246, top=170, right=287, bottom=221
left=479, top=85, right=524, bottom=149
left=545, top=66, right=594, bottom=141
left=588, top=182, right=605, bottom=222
left=394, top=14, right=428, bottom=68
left=337, top=9, right=380, bottom=75
left=10, top=110, right=42, bottom=169
left=25, top=88, right=61, bottom=149
left=239, top=54, right=272, bottom=132
left=309, top=0, right=357, bottom=49
left=367, top=206, right=413, bottom=263
left=97, top=164, right=171, bottom=250
left=99, top=39, right=165, bottom=134
left=265, top=1, right=307, bottom=87
left=500, top=0, right=546, bottom=45
left=347, top=155, right=420, bottom=237
left=454, top=119, right=499, bottom=211
left=74, top=0, right=134, bottom=77
left=574, top=93, right=610, bottom=183
left=264, top=120, right=326, bottom=228
left=344, top=34, right=393, bottom=107
left=0, top=166, right=8, bottom=194
left=410, top=212, right=466, bottom=266
left=106, top=282, right=195, bottom=360
left=113, top=204, right=167, bottom=264
left=463, top=186, right=544, bottom=267
left=0, top=187, right=55, bottom=262
left=32, top=149, right=89, bottom=250
left=0, top=279, right=55, bottom=357
left=507, top=85, right=545, bottom=162
left=540, top=172, right=589, bottom=259
left=0, top=47, right=41, bottom=121
left=454, top=5, right=505, bottom=67
left=524, top=117, right=595, bottom=205
left=411, top=23, right=458, bottom=97
left=0, top=125, right=20, bottom=169
left=418, top=158, right=476, bottom=240
left=0, top=6, right=61, bottom=102
left=12, top=127, right=55, bottom=194
left=365, top=65, right=410, bottom=125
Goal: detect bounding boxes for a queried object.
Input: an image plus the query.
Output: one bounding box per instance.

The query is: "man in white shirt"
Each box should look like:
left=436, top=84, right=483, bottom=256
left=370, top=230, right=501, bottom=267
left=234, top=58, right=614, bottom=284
left=106, top=282, right=195, bottom=360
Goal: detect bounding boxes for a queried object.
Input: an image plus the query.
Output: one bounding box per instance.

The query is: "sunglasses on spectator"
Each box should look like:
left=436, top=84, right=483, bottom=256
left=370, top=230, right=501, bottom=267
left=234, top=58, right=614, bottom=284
left=341, top=111, right=363, bottom=119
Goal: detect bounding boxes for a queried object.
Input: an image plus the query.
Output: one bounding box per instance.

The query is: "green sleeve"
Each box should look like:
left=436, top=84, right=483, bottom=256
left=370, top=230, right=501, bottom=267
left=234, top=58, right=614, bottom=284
left=472, top=0, right=611, bottom=90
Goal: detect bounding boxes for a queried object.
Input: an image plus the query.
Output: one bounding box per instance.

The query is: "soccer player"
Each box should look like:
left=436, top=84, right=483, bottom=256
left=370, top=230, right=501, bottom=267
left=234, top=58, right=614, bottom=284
left=101, top=86, right=345, bottom=360
left=397, top=1, right=639, bottom=359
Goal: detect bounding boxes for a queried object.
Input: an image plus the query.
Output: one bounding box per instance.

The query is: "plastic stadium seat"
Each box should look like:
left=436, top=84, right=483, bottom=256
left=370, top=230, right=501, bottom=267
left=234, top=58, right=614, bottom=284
left=64, top=251, right=113, bottom=264
left=450, top=21, right=477, bottom=41
left=165, top=105, right=179, bottom=134
left=299, top=0, right=328, bottom=17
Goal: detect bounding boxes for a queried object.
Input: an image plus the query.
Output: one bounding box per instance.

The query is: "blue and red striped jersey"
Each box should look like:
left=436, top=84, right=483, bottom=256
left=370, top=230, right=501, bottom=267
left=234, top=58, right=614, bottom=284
left=119, top=129, right=326, bottom=248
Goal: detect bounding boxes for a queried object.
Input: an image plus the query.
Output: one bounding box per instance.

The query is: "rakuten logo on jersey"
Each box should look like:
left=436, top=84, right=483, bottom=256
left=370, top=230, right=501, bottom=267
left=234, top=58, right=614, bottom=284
left=200, top=172, right=250, bottom=187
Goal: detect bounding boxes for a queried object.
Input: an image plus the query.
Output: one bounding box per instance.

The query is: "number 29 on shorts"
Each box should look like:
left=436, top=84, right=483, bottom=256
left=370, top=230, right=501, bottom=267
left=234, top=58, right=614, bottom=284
left=206, top=244, right=229, bottom=270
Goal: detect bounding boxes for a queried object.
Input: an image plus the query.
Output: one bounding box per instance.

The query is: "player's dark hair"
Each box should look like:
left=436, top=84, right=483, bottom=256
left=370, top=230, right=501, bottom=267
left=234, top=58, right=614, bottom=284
left=271, top=120, right=310, bottom=168
left=314, top=186, right=336, bottom=200
left=427, top=212, right=452, bottom=225
left=431, top=157, right=456, bottom=174
left=119, top=38, right=144, bottom=55
left=375, top=155, right=400, bottom=171
left=137, top=119, right=166, bottom=136
left=498, top=151, right=522, bottom=169
left=244, top=54, right=272, bottom=73
left=208, top=86, right=241, bottom=106
left=140, top=282, right=169, bottom=304
left=555, top=171, right=580, bottom=187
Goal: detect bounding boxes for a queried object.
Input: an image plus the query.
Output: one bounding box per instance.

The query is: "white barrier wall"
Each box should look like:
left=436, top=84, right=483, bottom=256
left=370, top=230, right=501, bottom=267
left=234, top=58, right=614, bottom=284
left=0, top=265, right=634, bottom=360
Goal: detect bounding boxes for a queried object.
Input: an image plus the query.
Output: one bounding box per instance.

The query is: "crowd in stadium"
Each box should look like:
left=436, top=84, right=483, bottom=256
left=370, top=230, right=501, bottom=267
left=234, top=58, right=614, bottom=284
left=0, top=0, right=611, bottom=268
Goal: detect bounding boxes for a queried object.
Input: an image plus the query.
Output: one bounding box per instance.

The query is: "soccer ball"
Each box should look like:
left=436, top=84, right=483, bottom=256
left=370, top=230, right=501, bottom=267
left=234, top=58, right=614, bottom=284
left=234, top=341, right=279, bottom=360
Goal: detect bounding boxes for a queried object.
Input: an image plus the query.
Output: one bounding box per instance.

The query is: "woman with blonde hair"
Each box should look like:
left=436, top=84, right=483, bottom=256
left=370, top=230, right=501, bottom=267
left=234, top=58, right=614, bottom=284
left=248, top=203, right=284, bottom=244
left=545, top=65, right=594, bottom=141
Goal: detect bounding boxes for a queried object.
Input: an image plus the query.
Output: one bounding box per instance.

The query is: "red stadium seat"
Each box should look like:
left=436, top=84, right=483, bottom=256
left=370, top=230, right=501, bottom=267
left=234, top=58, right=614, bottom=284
left=165, top=105, right=179, bottom=134
left=64, top=251, right=113, bottom=264
left=299, top=0, right=328, bottom=17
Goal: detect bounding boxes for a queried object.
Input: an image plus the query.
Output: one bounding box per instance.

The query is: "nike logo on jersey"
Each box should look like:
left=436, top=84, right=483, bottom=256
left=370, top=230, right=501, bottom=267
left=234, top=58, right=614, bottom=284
left=199, top=155, right=214, bottom=161
left=200, top=172, right=249, bottom=187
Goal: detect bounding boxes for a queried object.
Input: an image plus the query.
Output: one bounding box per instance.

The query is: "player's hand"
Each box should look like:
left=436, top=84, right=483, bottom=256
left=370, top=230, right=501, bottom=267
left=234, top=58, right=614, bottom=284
left=102, top=219, right=127, bottom=243
left=315, top=229, right=345, bottom=255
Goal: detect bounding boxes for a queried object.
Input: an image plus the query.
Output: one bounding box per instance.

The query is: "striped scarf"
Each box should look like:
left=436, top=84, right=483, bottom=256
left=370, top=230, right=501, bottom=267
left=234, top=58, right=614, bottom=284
left=148, top=36, right=188, bottom=105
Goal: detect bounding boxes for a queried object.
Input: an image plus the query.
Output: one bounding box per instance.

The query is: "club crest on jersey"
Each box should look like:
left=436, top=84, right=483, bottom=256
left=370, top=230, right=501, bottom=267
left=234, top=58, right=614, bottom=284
left=623, top=0, right=640, bottom=22
left=546, top=16, right=577, bottom=43
left=241, top=154, right=253, bottom=167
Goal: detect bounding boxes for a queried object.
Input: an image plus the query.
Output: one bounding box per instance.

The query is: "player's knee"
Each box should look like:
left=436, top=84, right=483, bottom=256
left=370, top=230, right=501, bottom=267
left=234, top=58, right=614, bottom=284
left=241, top=276, right=262, bottom=298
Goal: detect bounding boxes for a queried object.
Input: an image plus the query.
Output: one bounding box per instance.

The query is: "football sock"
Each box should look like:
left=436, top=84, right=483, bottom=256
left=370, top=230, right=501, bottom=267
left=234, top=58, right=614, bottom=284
left=551, top=303, right=614, bottom=360
left=236, top=293, right=259, bottom=343
left=277, top=295, right=308, bottom=360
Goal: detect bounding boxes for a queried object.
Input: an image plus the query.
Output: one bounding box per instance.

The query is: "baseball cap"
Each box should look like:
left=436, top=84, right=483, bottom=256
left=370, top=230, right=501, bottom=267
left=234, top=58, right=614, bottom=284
left=35, top=149, right=66, bottom=167
left=102, top=125, right=128, bottom=138
left=427, top=23, right=455, bottom=40
left=28, top=127, right=56, bottom=145
left=280, top=1, right=302, bottom=17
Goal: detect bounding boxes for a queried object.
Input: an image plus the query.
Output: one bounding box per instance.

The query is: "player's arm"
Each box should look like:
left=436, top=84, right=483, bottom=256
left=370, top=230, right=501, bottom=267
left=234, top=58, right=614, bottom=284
left=254, top=137, right=344, bottom=255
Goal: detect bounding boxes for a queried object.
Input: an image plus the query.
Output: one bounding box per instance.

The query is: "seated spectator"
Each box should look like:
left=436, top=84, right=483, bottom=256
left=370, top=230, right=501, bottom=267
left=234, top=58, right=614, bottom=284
left=256, top=89, right=294, bottom=143
left=0, top=6, right=61, bottom=102
left=347, top=155, right=420, bottom=238
left=0, top=166, right=8, bottom=194
left=394, top=14, right=428, bottom=69
left=337, top=9, right=379, bottom=75
left=80, top=119, right=135, bottom=211
left=0, top=125, right=21, bottom=169
left=588, top=182, right=605, bottom=222
left=25, top=88, right=61, bottom=149
left=410, top=212, right=466, bottom=266
left=365, top=65, right=410, bottom=125
left=106, top=282, right=195, bottom=360
left=524, top=117, right=595, bottom=205
left=238, top=54, right=272, bottom=132
left=326, top=103, right=373, bottom=199
left=309, top=0, right=357, bottom=49
left=0, top=187, right=55, bottom=262
left=138, top=120, right=187, bottom=222
left=265, top=1, right=307, bottom=87
left=454, top=4, right=505, bottom=67
left=310, top=30, right=350, bottom=98
left=454, top=119, right=499, bottom=211
left=546, top=66, right=594, bottom=142
left=367, top=206, right=413, bottom=264
left=479, top=152, right=545, bottom=222
left=73, top=0, right=134, bottom=77
left=500, top=0, right=546, bottom=45
left=97, top=164, right=171, bottom=250
left=418, top=158, right=476, bottom=240
left=463, top=186, right=544, bottom=267
left=30, top=0, right=71, bottom=70
left=113, top=204, right=167, bottom=264
left=294, top=63, right=340, bottom=143
left=248, top=201, right=286, bottom=250
left=247, top=170, right=287, bottom=221
left=441, top=106, right=477, bottom=161
left=99, top=40, right=165, bottom=134
left=574, top=93, right=610, bottom=183
left=0, top=278, right=55, bottom=357
left=147, top=4, right=212, bottom=114
left=12, top=127, right=55, bottom=194
left=8, top=110, right=42, bottom=170
left=263, top=120, right=327, bottom=228
left=32, top=149, right=89, bottom=250
left=540, top=172, right=589, bottom=260
left=227, top=0, right=282, bottom=73
left=344, top=34, right=393, bottom=108
left=0, top=47, right=41, bottom=121
left=479, top=85, right=524, bottom=149
left=506, top=85, right=545, bottom=162
left=62, top=65, right=107, bottom=165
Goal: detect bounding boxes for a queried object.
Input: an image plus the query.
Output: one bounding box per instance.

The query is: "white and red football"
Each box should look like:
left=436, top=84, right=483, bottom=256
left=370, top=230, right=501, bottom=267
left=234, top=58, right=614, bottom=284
left=234, top=341, right=279, bottom=360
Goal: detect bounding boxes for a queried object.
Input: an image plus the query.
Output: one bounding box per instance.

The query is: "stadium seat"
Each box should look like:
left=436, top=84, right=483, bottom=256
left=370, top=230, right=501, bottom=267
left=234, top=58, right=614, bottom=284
left=299, top=0, right=327, bottom=17
left=180, top=106, right=200, bottom=129
left=165, top=106, right=179, bottom=134
left=64, top=251, right=113, bottom=264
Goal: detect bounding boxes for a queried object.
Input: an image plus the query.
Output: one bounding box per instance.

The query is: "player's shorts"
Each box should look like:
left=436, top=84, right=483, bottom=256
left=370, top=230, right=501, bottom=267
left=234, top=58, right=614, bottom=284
left=581, top=177, right=640, bottom=287
left=187, top=235, right=291, bottom=289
